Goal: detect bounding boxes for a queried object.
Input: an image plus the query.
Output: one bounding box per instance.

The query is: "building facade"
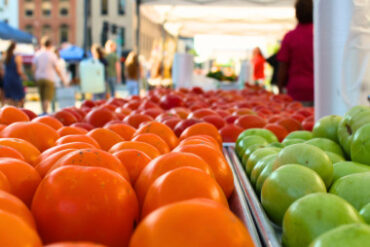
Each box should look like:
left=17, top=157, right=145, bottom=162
left=18, top=0, right=77, bottom=45
left=0, top=0, right=19, bottom=27
left=76, top=0, right=136, bottom=51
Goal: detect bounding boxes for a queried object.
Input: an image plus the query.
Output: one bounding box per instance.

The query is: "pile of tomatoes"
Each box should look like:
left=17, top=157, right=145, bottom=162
left=0, top=86, right=314, bottom=246
left=0, top=103, right=255, bottom=246
left=38, top=86, right=313, bottom=145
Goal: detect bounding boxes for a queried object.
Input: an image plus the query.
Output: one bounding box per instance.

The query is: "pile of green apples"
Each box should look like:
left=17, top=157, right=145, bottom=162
left=235, top=105, right=370, bottom=247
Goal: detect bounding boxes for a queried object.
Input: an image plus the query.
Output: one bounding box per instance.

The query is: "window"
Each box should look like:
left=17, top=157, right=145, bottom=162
left=60, top=8, right=69, bottom=16
left=42, top=25, right=51, bottom=37
left=59, top=0, right=70, bottom=17
left=25, top=9, right=34, bottom=17
left=87, top=27, right=92, bottom=47
left=60, top=24, right=69, bottom=43
left=101, top=0, right=108, bottom=15
left=42, top=9, right=51, bottom=16
left=42, top=0, right=52, bottom=17
left=118, top=0, right=125, bottom=15
left=25, top=0, right=35, bottom=17
left=25, top=25, right=33, bottom=35
left=120, top=27, right=125, bottom=47
left=86, top=0, right=91, bottom=16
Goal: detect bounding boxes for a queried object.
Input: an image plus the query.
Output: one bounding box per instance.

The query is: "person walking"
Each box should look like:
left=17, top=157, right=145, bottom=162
left=2, top=41, right=27, bottom=107
left=33, top=37, right=66, bottom=114
left=125, top=52, right=141, bottom=96
left=0, top=52, right=4, bottom=106
left=277, top=0, right=314, bottom=106
left=54, top=48, right=70, bottom=88
left=266, top=52, right=279, bottom=93
left=51, top=48, right=70, bottom=112
left=91, top=44, right=108, bottom=100
left=105, top=40, right=121, bottom=98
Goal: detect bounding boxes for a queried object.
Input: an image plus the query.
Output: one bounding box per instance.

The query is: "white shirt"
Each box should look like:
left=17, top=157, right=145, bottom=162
left=55, top=58, right=69, bottom=87
left=33, top=49, right=58, bottom=83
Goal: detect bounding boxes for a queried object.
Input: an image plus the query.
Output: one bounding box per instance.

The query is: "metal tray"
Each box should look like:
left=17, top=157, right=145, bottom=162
left=225, top=146, right=282, bottom=247
left=223, top=147, right=262, bottom=247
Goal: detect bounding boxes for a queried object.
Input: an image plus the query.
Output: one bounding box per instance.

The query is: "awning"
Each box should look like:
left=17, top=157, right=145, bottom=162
left=0, top=39, right=35, bottom=63
left=59, top=45, right=85, bottom=62
left=0, top=21, right=34, bottom=44
left=140, top=0, right=296, bottom=37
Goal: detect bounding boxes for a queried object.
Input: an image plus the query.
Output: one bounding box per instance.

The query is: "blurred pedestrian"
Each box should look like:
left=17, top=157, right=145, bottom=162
left=54, top=48, right=69, bottom=87
left=2, top=41, right=27, bottom=107
left=0, top=52, right=4, bottom=106
left=266, top=52, right=279, bottom=92
left=105, top=40, right=121, bottom=97
left=125, top=52, right=141, bottom=96
left=51, top=49, right=70, bottom=112
left=91, top=44, right=107, bottom=100
left=252, top=47, right=266, bottom=86
left=33, top=37, right=66, bottom=114
left=277, top=0, right=313, bottom=106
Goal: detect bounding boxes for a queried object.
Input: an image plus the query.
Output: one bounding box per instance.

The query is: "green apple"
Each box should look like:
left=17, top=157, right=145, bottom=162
left=313, top=115, right=342, bottom=143
left=305, top=138, right=344, bottom=157
left=235, top=135, right=268, bottom=157
left=282, top=138, right=305, bottom=147
left=351, top=123, right=370, bottom=166
left=261, top=165, right=326, bottom=226
left=282, top=193, right=364, bottom=247
left=241, top=144, right=267, bottom=165
left=333, top=161, right=370, bottom=183
left=255, top=161, right=276, bottom=196
left=325, top=151, right=345, bottom=164
left=284, top=130, right=313, bottom=141
left=337, top=106, right=370, bottom=157
left=329, top=172, right=370, bottom=211
left=250, top=154, right=277, bottom=187
left=309, top=224, right=370, bottom=247
left=245, top=147, right=280, bottom=176
left=273, top=144, right=333, bottom=188
left=237, top=128, right=278, bottom=144
left=360, top=203, right=370, bottom=224
left=267, top=142, right=285, bottom=148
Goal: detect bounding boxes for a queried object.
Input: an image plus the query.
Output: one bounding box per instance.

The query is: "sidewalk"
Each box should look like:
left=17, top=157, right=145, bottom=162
left=24, top=85, right=130, bottom=115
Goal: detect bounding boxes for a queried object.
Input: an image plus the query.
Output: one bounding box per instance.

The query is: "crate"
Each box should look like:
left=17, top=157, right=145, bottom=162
left=224, top=146, right=282, bottom=247
left=223, top=147, right=263, bottom=247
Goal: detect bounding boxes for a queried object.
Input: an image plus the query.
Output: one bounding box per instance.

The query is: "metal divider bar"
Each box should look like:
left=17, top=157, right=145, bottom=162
left=223, top=147, right=263, bottom=247
left=227, top=146, right=281, bottom=247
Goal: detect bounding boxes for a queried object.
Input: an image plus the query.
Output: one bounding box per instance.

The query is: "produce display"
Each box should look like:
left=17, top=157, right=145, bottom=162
left=236, top=105, right=370, bottom=247
left=0, top=92, right=261, bottom=246
left=0, top=84, right=368, bottom=247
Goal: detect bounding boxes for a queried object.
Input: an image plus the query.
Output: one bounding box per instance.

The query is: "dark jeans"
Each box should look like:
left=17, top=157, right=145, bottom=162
left=301, top=101, right=314, bottom=107
left=107, top=77, right=116, bottom=97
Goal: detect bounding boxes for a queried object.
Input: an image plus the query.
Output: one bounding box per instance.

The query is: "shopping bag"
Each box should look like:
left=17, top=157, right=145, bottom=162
left=56, top=86, right=76, bottom=109
left=79, top=59, right=106, bottom=93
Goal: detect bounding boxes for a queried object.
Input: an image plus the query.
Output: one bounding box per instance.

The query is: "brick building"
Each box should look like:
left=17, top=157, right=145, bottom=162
left=18, top=0, right=76, bottom=45
left=76, top=0, right=135, bottom=51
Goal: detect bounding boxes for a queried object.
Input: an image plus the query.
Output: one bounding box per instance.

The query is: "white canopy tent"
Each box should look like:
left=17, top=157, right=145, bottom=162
left=139, top=0, right=370, bottom=117
left=140, top=0, right=296, bottom=38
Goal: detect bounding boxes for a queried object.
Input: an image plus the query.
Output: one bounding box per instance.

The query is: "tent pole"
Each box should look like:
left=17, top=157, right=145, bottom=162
left=136, top=0, right=141, bottom=53
left=314, top=0, right=352, bottom=119
left=136, top=0, right=146, bottom=93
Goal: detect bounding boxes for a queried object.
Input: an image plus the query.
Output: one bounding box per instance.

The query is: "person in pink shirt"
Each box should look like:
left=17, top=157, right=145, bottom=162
left=277, top=0, right=313, bottom=106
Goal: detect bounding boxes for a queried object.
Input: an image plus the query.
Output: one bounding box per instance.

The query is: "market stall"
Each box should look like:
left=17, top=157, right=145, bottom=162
left=0, top=1, right=368, bottom=247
